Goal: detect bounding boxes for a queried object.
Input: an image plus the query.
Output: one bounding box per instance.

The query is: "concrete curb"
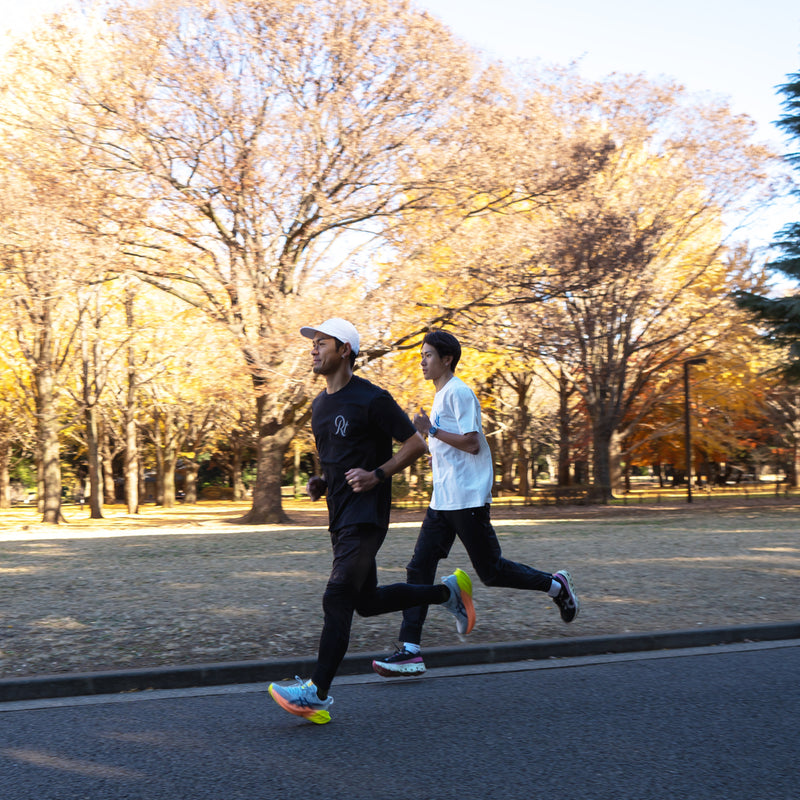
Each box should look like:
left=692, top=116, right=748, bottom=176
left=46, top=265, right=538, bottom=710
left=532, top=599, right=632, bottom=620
left=3, top=620, right=799, bottom=703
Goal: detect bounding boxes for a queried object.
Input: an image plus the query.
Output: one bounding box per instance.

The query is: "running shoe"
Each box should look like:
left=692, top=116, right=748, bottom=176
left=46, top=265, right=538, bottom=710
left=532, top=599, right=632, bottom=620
left=372, top=645, right=426, bottom=677
left=268, top=676, right=333, bottom=724
left=442, top=568, right=476, bottom=634
left=552, top=569, right=580, bottom=623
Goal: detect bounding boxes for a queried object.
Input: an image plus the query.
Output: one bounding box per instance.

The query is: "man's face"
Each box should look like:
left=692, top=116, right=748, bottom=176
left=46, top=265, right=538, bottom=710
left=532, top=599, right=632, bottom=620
left=311, top=334, right=345, bottom=375
left=420, top=344, right=450, bottom=382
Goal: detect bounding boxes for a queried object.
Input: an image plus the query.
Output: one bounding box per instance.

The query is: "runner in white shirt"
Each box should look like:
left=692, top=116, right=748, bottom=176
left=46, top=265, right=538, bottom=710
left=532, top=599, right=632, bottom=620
left=373, top=329, right=580, bottom=678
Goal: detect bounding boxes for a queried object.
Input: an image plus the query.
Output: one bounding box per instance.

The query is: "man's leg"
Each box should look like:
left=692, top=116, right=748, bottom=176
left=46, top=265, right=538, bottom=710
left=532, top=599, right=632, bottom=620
left=372, top=510, right=474, bottom=677
left=270, top=525, right=386, bottom=723
left=353, top=515, right=459, bottom=619
left=397, top=507, right=457, bottom=645
left=311, top=524, right=452, bottom=691
left=454, top=505, right=552, bottom=591
left=455, top=505, right=579, bottom=620
left=310, top=525, right=384, bottom=697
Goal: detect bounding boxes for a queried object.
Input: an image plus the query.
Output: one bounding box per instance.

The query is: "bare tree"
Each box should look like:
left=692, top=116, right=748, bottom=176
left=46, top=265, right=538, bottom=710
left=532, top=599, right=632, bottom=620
left=0, top=163, right=93, bottom=522
left=3, top=0, right=539, bottom=522
left=522, top=75, right=774, bottom=500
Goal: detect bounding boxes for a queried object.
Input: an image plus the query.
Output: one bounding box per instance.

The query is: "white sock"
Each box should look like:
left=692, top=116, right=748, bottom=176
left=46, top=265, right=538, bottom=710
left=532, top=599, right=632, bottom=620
left=403, top=642, right=421, bottom=655
left=547, top=579, right=561, bottom=598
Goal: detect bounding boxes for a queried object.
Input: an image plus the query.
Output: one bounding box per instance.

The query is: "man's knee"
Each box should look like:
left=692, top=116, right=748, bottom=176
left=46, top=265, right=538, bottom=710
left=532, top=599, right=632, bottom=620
left=405, top=559, right=427, bottom=585
left=406, top=539, right=450, bottom=580
left=353, top=595, right=379, bottom=618
left=476, top=563, right=502, bottom=586
left=322, top=581, right=357, bottom=611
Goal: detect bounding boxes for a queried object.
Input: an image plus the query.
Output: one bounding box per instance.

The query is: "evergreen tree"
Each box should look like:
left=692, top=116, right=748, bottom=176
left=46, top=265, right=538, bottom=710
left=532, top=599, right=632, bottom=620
left=736, top=70, right=800, bottom=380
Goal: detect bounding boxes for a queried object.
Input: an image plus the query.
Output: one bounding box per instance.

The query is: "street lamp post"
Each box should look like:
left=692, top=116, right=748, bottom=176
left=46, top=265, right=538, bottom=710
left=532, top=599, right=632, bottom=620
left=684, top=357, right=707, bottom=503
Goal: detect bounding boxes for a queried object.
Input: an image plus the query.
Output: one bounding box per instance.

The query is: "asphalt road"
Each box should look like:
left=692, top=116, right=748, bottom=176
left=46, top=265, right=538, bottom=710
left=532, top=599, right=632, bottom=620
left=1, top=641, right=798, bottom=800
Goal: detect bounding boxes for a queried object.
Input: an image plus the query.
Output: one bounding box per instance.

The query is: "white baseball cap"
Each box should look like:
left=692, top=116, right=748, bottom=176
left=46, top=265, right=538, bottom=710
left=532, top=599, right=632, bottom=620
left=300, top=318, right=360, bottom=355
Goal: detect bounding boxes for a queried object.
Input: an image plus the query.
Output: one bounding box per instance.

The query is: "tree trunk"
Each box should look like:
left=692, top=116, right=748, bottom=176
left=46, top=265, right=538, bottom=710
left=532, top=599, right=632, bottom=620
left=792, top=439, right=800, bottom=489
left=151, top=407, right=181, bottom=508
left=609, top=429, right=622, bottom=496
left=238, top=425, right=295, bottom=524
left=557, top=373, right=572, bottom=487
left=36, top=368, right=62, bottom=524
left=409, top=459, right=428, bottom=500
left=125, top=413, right=139, bottom=513
left=84, top=404, right=104, bottom=519
left=516, top=447, right=530, bottom=497
left=153, top=439, right=165, bottom=505
left=483, top=409, right=500, bottom=498
left=124, top=288, right=139, bottom=514
left=138, top=462, right=148, bottom=504
left=591, top=422, right=614, bottom=503
left=36, top=455, right=43, bottom=514
left=498, top=433, right=515, bottom=492
left=0, top=436, right=10, bottom=509
left=184, top=459, right=199, bottom=504
left=79, top=292, right=105, bottom=519
left=293, top=439, right=302, bottom=497
left=790, top=401, right=800, bottom=489
left=513, top=376, right=531, bottom=497
left=232, top=446, right=246, bottom=500
left=160, top=450, right=179, bottom=508
left=100, top=426, right=116, bottom=505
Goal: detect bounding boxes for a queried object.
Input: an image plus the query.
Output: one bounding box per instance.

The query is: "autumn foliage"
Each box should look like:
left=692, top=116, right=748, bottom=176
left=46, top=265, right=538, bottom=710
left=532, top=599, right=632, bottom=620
left=0, top=0, right=794, bottom=522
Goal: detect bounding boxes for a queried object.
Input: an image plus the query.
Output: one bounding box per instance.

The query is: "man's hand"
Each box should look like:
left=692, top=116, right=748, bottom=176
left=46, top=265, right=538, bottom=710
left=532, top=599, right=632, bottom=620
left=413, top=407, right=431, bottom=436
left=306, top=475, right=327, bottom=501
left=344, top=431, right=426, bottom=493
left=344, top=467, right=379, bottom=493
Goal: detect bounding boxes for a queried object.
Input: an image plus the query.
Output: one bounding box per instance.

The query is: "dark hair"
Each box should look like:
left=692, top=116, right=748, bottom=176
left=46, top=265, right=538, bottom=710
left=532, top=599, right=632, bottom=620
left=422, top=329, right=461, bottom=372
left=333, top=337, right=357, bottom=368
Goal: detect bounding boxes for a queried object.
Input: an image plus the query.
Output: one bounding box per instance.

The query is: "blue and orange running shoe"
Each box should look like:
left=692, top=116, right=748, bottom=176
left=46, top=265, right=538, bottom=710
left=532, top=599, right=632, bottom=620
left=268, top=677, right=333, bottom=724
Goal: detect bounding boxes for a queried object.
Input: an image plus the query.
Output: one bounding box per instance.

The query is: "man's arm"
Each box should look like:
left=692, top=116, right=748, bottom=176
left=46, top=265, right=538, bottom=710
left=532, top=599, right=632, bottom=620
left=429, top=428, right=480, bottom=455
left=344, top=431, right=427, bottom=493
left=413, top=407, right=480, bottom=454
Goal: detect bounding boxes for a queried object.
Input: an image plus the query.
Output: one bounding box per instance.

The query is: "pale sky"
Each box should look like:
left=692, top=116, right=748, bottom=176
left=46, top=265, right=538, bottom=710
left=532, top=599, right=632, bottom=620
left=419, top=0, right=800, bottom=248
left=6, top=0, right=799, bottom=130
left=4, top=0, right=800, bottom=245
left=422, top=0, right=800, bottom=137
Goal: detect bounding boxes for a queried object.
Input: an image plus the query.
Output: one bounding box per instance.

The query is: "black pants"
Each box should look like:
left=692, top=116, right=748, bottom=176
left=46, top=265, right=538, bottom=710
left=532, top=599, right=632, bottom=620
left=399, top=505, right=553, bottom=646
left=311, top=523, right=449, bottom=695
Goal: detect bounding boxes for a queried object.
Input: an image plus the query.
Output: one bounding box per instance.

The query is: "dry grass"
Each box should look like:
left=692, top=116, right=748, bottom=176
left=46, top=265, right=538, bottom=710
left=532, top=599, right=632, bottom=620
left=0, top=496, right=798, bottom=679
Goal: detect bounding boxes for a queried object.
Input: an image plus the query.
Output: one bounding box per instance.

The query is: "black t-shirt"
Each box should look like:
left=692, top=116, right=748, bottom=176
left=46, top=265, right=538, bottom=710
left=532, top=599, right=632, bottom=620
left=311, top=375, right=416, bottom=531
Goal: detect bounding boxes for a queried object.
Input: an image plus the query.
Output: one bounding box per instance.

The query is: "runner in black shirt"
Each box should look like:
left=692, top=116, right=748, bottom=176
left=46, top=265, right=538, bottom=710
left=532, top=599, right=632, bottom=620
left=268, top=318, right=476, bottom=724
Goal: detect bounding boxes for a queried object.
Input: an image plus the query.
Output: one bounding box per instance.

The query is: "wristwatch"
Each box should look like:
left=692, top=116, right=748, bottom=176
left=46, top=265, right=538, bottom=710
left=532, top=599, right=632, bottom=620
left=428, top=425, right=438, bottom=439
left=374, top=467, right=386, bottom=483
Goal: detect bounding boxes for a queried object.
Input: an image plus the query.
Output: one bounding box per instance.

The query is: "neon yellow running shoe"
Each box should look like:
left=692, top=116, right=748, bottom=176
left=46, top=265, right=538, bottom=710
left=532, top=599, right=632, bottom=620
left=441, top=568, right=475, bottom=634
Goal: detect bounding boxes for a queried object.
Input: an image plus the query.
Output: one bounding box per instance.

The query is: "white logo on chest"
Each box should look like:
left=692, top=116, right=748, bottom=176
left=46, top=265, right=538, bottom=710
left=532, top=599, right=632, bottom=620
left=334, top=415, right=349, bottom=436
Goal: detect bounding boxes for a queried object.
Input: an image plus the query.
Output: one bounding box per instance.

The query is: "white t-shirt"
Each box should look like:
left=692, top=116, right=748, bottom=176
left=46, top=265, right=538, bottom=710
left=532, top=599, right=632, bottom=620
left=428, top=375, right=493, bottom=510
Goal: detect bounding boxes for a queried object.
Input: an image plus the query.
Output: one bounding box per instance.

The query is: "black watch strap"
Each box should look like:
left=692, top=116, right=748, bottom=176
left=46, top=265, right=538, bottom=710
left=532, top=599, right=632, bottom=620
left=374, top=467, right=386, bottom=483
